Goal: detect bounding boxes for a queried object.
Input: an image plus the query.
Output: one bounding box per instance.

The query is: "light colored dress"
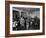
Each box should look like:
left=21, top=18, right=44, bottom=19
left=19, top=17, right=25, bottom=26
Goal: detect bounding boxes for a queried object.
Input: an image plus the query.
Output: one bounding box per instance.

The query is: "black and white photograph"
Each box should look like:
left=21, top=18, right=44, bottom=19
left=12, top=7, right=40, bottom=31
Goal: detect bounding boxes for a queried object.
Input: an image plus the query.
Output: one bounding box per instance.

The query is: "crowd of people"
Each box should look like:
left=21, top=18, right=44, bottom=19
left=13, top=15, right=40, bottom=31
left=12, top=11, right=40, bottom=31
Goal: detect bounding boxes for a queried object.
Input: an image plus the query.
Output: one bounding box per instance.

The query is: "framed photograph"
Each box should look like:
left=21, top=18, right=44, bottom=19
left=5, top=1, right=45, bottom=37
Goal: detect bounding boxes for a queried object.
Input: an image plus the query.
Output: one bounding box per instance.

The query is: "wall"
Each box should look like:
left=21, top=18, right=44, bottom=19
left=0, top=0, right=46, bottom=38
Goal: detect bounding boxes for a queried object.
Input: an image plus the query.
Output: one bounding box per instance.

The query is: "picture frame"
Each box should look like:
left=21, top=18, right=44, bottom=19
left=5, top=1, right=45, bottom=37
